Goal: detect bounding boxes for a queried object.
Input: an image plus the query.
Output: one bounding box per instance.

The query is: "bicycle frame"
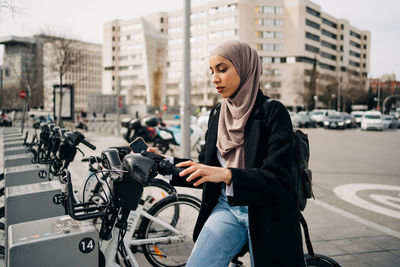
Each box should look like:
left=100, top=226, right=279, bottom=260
left=124, top=204, right=185, bottom=247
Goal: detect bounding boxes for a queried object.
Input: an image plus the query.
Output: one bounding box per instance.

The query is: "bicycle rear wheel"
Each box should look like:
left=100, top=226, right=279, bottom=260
left=139, top=194, right=200, bottom=267
left=305, top=253, right=341, bottom=267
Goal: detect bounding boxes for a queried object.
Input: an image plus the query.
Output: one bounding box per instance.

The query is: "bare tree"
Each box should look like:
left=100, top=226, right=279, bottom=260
left=43, top=35, right=82, bottom=126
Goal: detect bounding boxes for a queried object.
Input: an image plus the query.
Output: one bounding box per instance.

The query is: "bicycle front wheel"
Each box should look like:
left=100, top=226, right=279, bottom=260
left=139, top=194, right=200, bottom=267
left=305, top=254, right=341, bottom=267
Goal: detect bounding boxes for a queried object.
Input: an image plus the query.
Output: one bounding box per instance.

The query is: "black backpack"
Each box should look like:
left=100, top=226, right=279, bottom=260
left=263, top=99, right=314, bottom=211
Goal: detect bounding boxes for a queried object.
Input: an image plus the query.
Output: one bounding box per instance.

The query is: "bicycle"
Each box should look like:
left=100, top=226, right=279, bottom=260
left=60, top=147, right=201, bottom=267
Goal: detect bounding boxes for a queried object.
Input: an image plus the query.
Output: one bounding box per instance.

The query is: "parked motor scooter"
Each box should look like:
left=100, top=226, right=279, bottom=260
left=153, top=124, right=203, bottom=155
left=121, top=116, right=164, bottom=143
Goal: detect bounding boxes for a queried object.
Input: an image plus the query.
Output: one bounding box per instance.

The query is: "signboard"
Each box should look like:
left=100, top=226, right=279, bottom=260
left=19, top=90, right=26, bottom=99
left=53, top=84, right=74, bottom=120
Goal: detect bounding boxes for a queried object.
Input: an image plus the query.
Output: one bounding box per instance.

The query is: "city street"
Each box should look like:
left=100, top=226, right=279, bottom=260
left=1, top=126, right=400, bottom=266
left=69, top=126, right=400, bottom=266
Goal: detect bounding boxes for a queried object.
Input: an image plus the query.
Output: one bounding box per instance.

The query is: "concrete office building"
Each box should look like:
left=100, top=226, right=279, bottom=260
left=0, top=35, right=102, bottom=114
left=103, top=0, right=370, bottom=110
left=42, top=37, right=102, bottom=114
left=0, top=36, right=44, bottom=110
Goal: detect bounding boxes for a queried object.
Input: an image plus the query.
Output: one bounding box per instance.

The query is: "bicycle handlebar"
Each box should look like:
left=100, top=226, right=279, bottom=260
left=80, top=138, right=96, bottom=150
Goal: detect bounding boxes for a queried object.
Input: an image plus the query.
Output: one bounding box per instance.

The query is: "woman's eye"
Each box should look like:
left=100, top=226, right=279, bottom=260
left=219, top=68, right=227, bottom=73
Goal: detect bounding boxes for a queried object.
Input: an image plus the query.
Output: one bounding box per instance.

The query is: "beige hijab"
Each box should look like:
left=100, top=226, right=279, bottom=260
left=212, top=40, right=262, bottom=169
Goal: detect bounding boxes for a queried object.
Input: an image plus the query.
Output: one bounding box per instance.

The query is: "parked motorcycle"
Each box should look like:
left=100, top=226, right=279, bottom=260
left=121, top=115, right=203, bottom=155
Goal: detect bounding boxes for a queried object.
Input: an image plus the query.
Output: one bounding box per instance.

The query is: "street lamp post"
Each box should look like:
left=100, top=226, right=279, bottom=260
left=180, top=0, right=191, bottom=158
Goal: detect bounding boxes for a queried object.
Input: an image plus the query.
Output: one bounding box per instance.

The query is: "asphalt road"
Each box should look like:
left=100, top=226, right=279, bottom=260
left=304, top=127, right=400, bottom=232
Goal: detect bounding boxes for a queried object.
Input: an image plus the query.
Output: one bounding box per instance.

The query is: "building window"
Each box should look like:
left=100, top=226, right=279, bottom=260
left=350, top=40, right=361, bottom=48
left=262, top=56, right=273, bottom=63
left=256, top=6, right=283, bottom=14
left=4, top=68, right=10, bottom=77
left=349, top=60, right=360, bottom=67
left=349, top=50, right=360, bottom=58
left=306, top=6, right=320, bottom=17
left=306, top=19, right=320, bottom=30
left=321, top=51, right=336, bottom=61
left=321, top=40, right=336, bottom=50
left=322, top=18, right=337, bottom=29
left=321, top=29, right=337, bottom=39
left=305, top=44, right=319, bottom=53
left=319, top=62, right=335, bottom=71
left=364, top=35, right=367, bottom=40
left=306, top=31, right=319, bottom=42
left=297, top=57, right=315, bottom=64
left=350, top=30, right=361, bottom=39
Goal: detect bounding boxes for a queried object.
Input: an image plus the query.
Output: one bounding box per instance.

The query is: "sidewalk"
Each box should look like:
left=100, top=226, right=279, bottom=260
left=1, top=128, right=399, bottom=266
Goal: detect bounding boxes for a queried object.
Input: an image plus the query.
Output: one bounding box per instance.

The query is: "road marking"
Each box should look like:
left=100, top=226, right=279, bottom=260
left=313, top=199, right=400, bottom=239
left=333, top=183, right=400, bottom=219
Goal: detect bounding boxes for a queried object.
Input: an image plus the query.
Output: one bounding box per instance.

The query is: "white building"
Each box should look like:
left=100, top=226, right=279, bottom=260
left=103, top=0, right=370, bottom=110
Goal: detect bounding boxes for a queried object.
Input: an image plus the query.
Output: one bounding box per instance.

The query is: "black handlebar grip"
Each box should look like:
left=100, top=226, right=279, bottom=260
left=81, top=138, right=96, bottom=150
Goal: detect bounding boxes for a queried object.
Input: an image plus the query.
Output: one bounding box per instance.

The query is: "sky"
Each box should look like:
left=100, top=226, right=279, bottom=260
left=0, top=0, right=399, bottom=79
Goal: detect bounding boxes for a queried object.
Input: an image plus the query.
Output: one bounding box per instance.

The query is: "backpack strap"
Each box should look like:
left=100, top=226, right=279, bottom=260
left=300, top=212, right=315, bottom=257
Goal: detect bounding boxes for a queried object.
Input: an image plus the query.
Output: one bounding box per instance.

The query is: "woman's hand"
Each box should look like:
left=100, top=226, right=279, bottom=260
left=176, top=161, right=232, bottom=187
left=147, top=147, right=162, bottom=156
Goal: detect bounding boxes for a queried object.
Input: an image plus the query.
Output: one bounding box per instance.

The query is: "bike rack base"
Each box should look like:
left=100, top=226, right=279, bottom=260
left=8, top=215, right=98, bottom=267
left=5, top=180, right=65, bottom=226
left=4, top=164, right=49, bottom=187
left=4, top=154, right=34, bottom=168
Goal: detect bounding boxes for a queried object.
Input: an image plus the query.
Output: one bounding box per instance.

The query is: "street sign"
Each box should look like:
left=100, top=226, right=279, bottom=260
left=19, top=90, right=26, bottom=99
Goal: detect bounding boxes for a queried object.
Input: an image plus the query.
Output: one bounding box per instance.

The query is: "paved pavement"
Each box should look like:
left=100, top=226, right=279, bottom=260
left=1, top=127, right=400, bottom=266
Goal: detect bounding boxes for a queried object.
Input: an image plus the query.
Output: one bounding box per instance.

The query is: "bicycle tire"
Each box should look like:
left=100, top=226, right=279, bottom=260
left=305, top=253, right=341, bottom=267
left=139, top=194, right=200, bottom=267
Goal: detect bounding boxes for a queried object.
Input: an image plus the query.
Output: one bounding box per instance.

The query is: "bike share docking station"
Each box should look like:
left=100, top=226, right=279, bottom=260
left=5, top=180, right=65, bottom=226
left=3, top=146, right=28, bottom=156
left=8, top=215, right=98, bottom=267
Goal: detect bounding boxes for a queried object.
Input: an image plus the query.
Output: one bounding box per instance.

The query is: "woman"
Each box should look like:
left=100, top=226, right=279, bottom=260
left=151, top=40, right=305, bottom=266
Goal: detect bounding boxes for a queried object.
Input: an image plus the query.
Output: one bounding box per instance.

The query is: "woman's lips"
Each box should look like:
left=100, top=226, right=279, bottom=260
left=216, top=87, right=224, bottom=93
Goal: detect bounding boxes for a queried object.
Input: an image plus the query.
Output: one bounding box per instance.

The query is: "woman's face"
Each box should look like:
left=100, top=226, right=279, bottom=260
left=209, top=55, right=241, bottom=98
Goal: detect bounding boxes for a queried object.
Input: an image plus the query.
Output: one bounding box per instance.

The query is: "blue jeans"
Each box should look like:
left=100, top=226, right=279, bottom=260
left=186, top=193, right=254, bottom=267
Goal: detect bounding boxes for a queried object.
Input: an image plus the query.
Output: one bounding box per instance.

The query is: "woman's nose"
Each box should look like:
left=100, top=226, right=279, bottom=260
left=212, top=74, right=220, bottom=84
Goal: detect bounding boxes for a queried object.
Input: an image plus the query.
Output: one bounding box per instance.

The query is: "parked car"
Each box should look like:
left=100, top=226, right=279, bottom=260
left=341, top=112, right=355, bottom=128
left=382, top=115, right=399, bottom=129
left=350, top=111, right=365, bottom=127
left=291, top=111, right=315, bottom=128
left=361, top=111, right=383, bottom=131
left=310, top=109, right=337, bottom=127
left=323, top=114, right=346, bottom=129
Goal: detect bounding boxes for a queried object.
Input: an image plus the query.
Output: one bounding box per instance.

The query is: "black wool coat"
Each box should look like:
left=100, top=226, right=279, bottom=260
left=172, top=90, right=305, bottom=266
